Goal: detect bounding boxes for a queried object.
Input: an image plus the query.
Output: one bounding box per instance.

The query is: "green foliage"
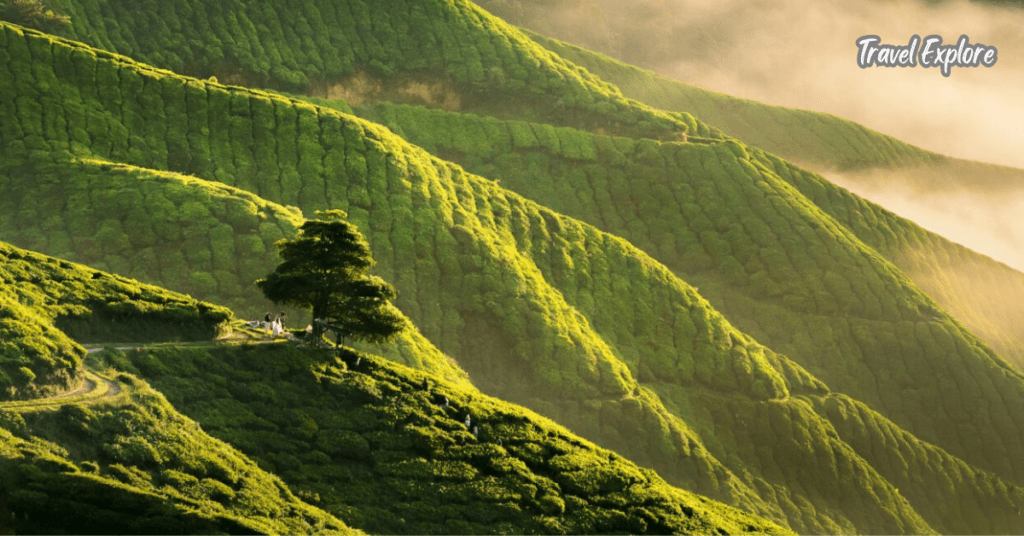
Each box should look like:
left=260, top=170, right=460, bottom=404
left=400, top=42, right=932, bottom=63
left=0, top=239, right=230, bottom=400
left=257, top=210, right=406, bottom=345
left=0, top=408, right=27, bottom=434
left=0, top=27, right=469, bottom=387
left=755, top=150, right=1024, bottom=369
left=114, top=343, right=790, bottom=535
left=3, top=15, right=1024, bottom=535
left=809, top=392, right=1024, bottom=535
left=350, top=99, right=1024, bottom=534
left=527, top=28, right=1024, bottom=371
left=0, top=374, right=356, bottom=534
left=44, top=0, right=695, bottom=141
left=0, top=155, right=302, bottom=317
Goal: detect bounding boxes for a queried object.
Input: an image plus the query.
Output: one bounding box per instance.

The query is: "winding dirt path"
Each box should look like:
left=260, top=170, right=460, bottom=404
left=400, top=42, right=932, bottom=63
left=1, top=332, right=293, bottom=412
left=0, top=366, right=125, bottom=411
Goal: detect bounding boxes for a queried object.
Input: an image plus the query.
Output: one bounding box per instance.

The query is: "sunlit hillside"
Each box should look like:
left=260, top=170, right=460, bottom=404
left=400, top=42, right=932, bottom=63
left=2, top=1, right=1024, bottom=534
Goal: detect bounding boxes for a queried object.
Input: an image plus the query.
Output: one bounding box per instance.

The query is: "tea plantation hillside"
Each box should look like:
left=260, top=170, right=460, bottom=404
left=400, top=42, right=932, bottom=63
left=352, top=100, right=1024, bottom=489
left=0, top=156, right=304, bottom=314
left=751, top=151, right=1024, bottom=369
left=7, top=2, right=1024, bottom=533
left=0, top=240, right=230, bottom=401
left=802, top=392, right=1024, bottom=535
left=4, top=21, right=1024, bottom=534
left=0, top=380, right=356, bottom=534
left=0, top=243, right=355, bottom=533
left=515, top=33, right=1024, bottom=368
left=0, top=23, right=807, bottom=531
left=107, top=343, right=792, bottom=535
left=0, top=232, right=788, bottom=535
left=0, top=155, right=471, bottom=388
left=40, top=0, right=720, bottom=144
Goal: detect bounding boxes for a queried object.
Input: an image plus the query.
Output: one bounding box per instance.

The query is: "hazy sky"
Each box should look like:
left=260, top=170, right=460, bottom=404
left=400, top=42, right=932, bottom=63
left=664, top=0, right=1024, bottom=169
left=828, top=168, right=1024, bottom=271
left=518, top=0, right=1024, bottom=169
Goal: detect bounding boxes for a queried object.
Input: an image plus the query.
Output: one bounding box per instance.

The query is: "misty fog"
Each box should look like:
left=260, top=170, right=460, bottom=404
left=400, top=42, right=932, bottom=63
left=496, top=0, right=1024, bottom=170
left=481, top=0, right=1024, bottom=271
left=826, top=167, right=1024, bottom=271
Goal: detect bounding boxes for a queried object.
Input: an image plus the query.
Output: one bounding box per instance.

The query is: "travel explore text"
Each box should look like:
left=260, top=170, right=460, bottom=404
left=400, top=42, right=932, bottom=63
left=856, top=34, right=998, bottom=77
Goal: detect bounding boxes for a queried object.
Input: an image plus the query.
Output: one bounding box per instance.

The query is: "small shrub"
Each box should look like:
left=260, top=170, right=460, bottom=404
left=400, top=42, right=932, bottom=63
left=15, top=366, right=35, bottom=385
left=104, top=436, right=163, bottom=467
left=201, top=478, right=236, bottom=503
left=0, top=408, right=27, bottom=435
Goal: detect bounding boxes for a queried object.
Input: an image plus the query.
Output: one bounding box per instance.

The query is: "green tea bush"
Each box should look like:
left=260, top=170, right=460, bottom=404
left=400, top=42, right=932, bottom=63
left=0, top=382, right=354, bottom=534
left=0, top=240, right=232, bottom=400
left=0, top=155, right=301, bottom=317
left=116, top=342, right=789, bottom=535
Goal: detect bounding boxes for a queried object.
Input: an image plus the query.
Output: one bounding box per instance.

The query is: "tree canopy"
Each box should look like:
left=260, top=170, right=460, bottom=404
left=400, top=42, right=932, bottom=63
left=256, top=210, right=405, bottom=344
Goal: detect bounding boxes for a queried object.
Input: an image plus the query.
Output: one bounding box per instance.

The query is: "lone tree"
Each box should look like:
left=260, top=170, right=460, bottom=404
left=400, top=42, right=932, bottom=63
left=256, top=210, right=405, bottom=345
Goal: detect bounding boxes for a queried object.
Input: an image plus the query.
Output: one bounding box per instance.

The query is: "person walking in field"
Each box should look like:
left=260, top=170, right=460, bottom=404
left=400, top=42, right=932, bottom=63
left=264, top=312, right=272, bottom=335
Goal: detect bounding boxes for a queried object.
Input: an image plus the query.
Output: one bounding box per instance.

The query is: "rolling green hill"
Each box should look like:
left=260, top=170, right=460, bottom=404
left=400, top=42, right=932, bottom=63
left=43, top=0, right=717, bottom=143
left=805, top=392, right=1024, bottom=535
left=519, top=32, right=1024, bottom=369
left=352, top=100, right=1024, bottom=533
left=0, top=240, right=230, bottom=401
left=3, top=0, right=1024, bottom=534
left=750, top=151, right=1024, bottom=370
left=0, top=154, right=471, bottom=388
left=0, top=223, right=787, bottom=535
left=0, top=242, right=354, bottom=533
left=107, top=342, right=791, bottom=535
left=0, top=379, right=355, bottom=534
left=350, top=100, right=1024, bottom=488
left=1, top=23, right=787, bottom=526
left=0, top=156, right=305, bottom=314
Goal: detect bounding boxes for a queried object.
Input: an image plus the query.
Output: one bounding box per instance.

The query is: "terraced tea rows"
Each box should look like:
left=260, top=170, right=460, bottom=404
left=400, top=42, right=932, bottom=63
left=0, top=22, right=934, bottom=532
left=48, top=0, right=708, bottom=142
left=0, top=243, right=353, bottom=534
left=4, top=0, right=1024, bottom=532
left=113, top=343, right=792, bottom=535
left=351, top=101, right=1024, bottom=493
